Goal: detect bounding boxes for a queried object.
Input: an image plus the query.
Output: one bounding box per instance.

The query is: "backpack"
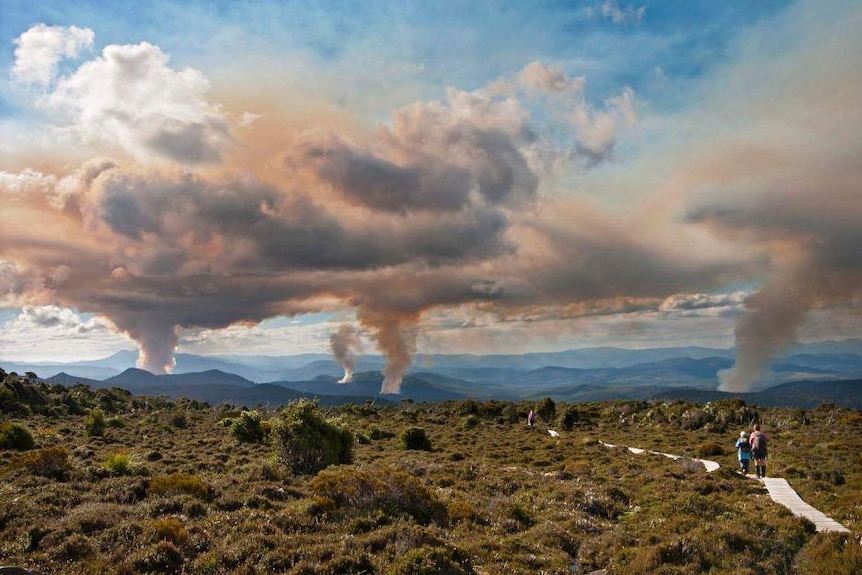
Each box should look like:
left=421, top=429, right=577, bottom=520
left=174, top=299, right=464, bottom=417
left=739, top=438, right=751, bottom=453
left=750, top=432, right=766, bottom=451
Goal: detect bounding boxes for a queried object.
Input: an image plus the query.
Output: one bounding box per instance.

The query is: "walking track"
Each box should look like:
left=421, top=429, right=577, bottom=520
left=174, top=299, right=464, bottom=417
left=593, top=437, right=850, bottom=533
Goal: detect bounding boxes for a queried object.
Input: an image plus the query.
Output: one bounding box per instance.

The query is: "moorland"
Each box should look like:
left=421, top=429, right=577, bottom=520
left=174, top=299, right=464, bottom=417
left=2, top=370, right=862, bottom=574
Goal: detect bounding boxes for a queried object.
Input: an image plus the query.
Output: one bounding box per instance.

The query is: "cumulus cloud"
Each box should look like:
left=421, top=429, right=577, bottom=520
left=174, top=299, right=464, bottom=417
left=12, top=24, right=94, bottom=86
left=13, top=25, right=230, bottom=165
left=48, top=41, right=230, bottom=164
left=9, top=305, right=108, bottom=332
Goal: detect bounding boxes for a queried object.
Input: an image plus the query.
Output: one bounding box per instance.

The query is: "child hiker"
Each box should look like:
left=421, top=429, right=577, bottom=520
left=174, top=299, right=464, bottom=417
left=735, top=430, right=752, bottom=474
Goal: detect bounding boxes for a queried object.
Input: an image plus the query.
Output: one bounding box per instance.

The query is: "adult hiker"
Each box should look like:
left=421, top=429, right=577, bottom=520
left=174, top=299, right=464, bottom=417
left=735, top=430, right=752, bottom=474
left=750, top=423, right=768, bottom=478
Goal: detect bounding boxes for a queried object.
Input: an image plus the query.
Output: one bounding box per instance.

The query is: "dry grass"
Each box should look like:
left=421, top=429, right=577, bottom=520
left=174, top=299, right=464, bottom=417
left=1, top=379, right=861, bottom=574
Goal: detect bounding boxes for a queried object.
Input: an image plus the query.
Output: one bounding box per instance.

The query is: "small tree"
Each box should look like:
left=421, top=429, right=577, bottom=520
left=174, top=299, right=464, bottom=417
left=558, top=405, right=580, bottom=431
left=271, top=400, right=353, bottom=475
left=85, top=408, right=107, bottom=437
left=535, top=397, right=556, bottom=423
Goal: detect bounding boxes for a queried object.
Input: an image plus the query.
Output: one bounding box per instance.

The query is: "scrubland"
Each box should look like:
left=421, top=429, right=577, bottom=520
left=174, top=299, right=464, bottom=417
left=2, top=375, right=862, bottom=574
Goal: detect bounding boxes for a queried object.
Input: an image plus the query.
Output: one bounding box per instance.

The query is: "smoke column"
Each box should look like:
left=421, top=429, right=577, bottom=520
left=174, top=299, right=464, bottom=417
left=718, top=259, right=816, bottom=392
left=116, top=315, right=179, bottom=374
left=330, top=324, right=361, bottom=383
left=358, top=306, right=419, bottom=394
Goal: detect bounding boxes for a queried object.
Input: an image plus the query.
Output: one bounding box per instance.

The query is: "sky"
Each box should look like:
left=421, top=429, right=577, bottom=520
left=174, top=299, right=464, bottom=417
left=1, top=0, right=861, bottom=392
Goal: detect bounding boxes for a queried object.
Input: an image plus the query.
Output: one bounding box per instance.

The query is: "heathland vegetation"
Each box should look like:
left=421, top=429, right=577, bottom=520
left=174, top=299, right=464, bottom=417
left=2, top=370, right=862, bottom=574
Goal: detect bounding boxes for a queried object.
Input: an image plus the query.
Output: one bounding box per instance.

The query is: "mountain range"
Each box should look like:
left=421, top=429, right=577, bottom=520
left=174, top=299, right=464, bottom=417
left=4, top=339, right=862, bottom=408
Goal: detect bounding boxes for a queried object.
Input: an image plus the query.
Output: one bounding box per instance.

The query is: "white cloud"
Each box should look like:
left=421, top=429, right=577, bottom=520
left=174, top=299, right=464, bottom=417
left=11, top=24, right=232, bottom=166
left=0, top=169, right=57, bottom=197
left=47, top=41, right=231, bottom=164
left=0, top=306, right=132, bottom=362
left=659, top=292, right=748, bottom=316
left=12, top=24, right=94, bottom=86
left=591, top=1, right=646, bottom=25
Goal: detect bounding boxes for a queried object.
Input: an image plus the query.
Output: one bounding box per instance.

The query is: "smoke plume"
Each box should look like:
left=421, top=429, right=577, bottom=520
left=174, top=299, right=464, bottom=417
left=330, top=324, right=361, bottom=383
left=4, top=7, right=862, bottom=395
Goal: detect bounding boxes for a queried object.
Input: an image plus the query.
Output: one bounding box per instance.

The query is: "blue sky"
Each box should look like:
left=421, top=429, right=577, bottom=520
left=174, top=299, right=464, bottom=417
left=1, top=0, right=860, bottom=392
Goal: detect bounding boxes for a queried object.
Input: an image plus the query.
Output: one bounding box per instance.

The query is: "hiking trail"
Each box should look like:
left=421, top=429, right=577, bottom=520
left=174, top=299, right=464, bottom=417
left=590, top=437, right=850, bottom=533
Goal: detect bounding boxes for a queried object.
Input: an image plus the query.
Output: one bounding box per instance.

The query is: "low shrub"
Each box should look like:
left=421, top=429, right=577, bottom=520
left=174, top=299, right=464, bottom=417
left=696, top=442, right=725, bottom=457
left=132, top=540, right=185, bottom=574
left=152, top=517, right=189, bottom=545
left=148, top=472, right=211, bottom=499
left=311, top=466, right=448, bottom=525
left=0, top=421, right=36, bottom=450
left=230, top=409, right=266, bottom=444
left=795, top=533, right=862, bottom=575
left=387, top=545, right=474, bottom=575
left=400, top=427, right=432, bottom=451
left=365, top=424, right=385, bottom=440
left=170, top=410, right=188, bottom=429
left=84, top=408, right=106, bottom=437
left=6, top=446, right=71, bottom=480
left=557, top=405, right=580, bottom=431
left=272, top=400, right=353, bottom=475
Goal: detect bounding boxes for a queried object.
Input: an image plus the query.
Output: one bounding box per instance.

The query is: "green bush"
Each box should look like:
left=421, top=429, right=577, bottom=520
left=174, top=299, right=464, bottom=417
left=271, top=399, right=354, bottom=475
left=0, top=421, right=36, bottom=450
left=365, top=424, right=385, bottom=440
left=84, top=408, right=106, bottom=437
left=230, top=409, right=266, bottom=444
left=400, top=426, right=432, bottom=451
left=557, top=406, right=580, bottom=430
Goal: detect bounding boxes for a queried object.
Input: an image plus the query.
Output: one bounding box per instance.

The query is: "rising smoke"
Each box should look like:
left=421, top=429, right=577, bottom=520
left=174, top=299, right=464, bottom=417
left=3, top=7, right=862, bottom=394
left=330, top=324, right=361, bottom=383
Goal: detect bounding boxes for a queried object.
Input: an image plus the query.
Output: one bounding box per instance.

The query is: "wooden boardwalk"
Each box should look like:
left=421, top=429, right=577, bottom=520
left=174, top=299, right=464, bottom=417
left=597, top=439, right=849, bottom=533
left=759, top=477, right=850, bottom=533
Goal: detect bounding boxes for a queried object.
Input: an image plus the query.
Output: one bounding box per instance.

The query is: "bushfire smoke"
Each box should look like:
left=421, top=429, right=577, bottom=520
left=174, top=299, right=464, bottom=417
left=330, top=324, right=361, bottom=383
left=3, top=4, right=862, bottom=394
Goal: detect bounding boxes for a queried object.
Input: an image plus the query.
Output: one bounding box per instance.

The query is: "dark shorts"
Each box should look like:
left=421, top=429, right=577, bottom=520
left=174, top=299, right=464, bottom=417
left=752, top=448, right=767, bottom=459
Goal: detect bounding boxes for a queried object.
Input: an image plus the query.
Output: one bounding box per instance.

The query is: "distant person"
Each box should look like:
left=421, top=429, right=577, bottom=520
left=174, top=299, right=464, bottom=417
left=735, top=430, right=752, bottom=474
left=750, top=423, right=768, bottom=478
left=527, top=409, right=535, bottom=426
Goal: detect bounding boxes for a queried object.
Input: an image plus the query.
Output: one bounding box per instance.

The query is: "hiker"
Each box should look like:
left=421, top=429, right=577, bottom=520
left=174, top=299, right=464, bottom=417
left=750, top=423, right=768, bottom=478
left=735, top=430, right=752, bottom=474
left=527, top=409, right=535, bottom=426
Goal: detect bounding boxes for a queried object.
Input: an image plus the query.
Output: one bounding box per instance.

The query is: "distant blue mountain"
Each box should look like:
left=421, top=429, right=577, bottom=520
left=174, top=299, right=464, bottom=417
left=9, top=339, right=862, bottom=408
